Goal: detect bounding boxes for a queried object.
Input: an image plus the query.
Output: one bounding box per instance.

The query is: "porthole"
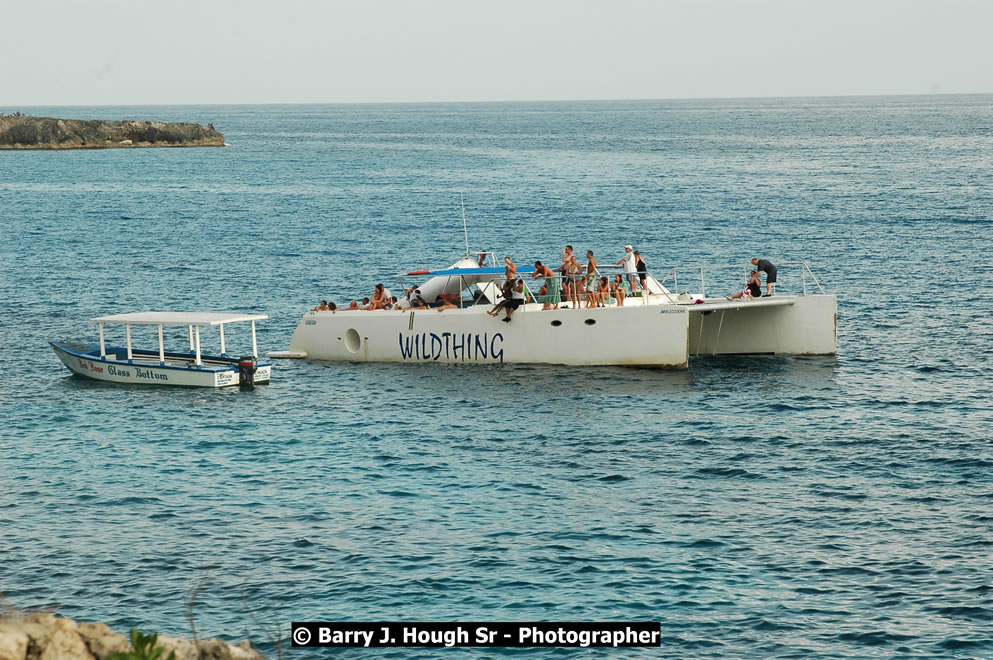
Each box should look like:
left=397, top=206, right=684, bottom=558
left=584, top=319, right=596, bottom=326
left=344, top=328, right=362, bottom=353
left=550, top=320, right=562, bottom=327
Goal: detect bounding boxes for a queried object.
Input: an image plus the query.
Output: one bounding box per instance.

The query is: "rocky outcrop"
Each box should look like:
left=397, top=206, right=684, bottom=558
left=0, top=613, right=263, bottom=660
left=0, top=116, right=224, bottom=149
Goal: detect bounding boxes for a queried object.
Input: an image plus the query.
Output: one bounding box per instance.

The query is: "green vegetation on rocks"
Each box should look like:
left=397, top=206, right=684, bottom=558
left=0, top=612, right=263, bottom=660
left=107, top=630, right=176, bottom=660
left=0, top=115, right=224, bottom=149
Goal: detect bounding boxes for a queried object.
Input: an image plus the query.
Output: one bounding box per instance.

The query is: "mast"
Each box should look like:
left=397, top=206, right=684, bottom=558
left=460, top=191, right=470, bottom=257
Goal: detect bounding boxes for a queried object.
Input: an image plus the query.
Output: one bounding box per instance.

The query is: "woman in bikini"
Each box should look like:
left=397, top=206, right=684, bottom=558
left=369, top=283, right=389, bottom=310
left=597, top=276, right=610, bottom=306
left=611, top=274, right=627, bottom=307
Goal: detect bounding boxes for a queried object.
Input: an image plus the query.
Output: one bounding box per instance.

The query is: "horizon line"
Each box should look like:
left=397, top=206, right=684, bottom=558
left=3, top=91, right=992, bottom=109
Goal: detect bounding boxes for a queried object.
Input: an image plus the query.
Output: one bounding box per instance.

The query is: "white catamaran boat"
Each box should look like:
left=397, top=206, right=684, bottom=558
left=51, top=312, right=272, bottom=387
left=269, top=255, right=837, bottom=369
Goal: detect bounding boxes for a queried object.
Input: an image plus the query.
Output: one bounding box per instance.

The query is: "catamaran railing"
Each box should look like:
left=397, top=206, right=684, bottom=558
left=654, top=262, right=827, bottom=298
left=386, top=260, right=826, bottom=310
left=392, top=267, right=673, bottom=309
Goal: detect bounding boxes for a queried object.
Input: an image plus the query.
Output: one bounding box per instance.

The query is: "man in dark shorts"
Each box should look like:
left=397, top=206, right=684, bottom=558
left=634, top=250, right=648, bottom=293
left=751, top=258, right=777, bottom=296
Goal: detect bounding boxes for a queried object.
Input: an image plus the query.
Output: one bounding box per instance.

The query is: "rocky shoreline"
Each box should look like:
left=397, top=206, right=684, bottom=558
left=0, top=613, right=264, bottom=660
left=0, top=115, right=224, bottom=149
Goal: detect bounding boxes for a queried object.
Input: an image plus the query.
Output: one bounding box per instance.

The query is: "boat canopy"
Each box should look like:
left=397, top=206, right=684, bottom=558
left=87, top=312, right=267, bottom=365
left=89, top=312, right=269, bottom=326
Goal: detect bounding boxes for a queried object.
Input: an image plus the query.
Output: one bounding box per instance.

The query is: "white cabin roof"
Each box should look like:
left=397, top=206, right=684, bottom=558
left=89, top=312, right=268, bottom=326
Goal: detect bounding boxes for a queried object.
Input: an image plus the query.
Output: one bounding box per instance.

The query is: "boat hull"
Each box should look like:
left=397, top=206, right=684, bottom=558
left=687, top=294, right=837, bottom=356
left=281, top=294, right=837, bottom=368
left=51, top=341, right=271, bottom=387
left=287, top=304, right=691, bottom=367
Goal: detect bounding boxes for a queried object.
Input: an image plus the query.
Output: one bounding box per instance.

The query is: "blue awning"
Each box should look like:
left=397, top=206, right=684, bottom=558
left=422, top=266, right=535, bottom=276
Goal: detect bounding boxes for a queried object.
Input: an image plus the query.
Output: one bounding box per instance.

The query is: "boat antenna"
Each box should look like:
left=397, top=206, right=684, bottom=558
left=460, top=191, right=470, bottom=257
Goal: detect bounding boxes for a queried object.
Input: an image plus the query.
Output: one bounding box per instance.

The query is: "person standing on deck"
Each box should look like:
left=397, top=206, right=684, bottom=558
left=533, top=261, right=560, bottom=310
left=751, top=257, right=778, bottom=296
left=558, top=246, right=575, bottom=306
left=616, top=245, right=640, bottom=293
left=634, top=250, right=648, bottom=295
left=504, top=256, right=517, bottom=279
left=585, top=250, right=599, bottom=308
left=564, top=254, right=583, bottom=309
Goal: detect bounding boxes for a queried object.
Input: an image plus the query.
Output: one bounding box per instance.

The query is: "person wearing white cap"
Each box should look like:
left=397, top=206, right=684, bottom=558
left=615, top=245, right=640, bottom=294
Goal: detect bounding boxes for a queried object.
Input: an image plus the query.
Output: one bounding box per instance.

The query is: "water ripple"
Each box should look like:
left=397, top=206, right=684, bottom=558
left=2, top=97, right=992, bottom=657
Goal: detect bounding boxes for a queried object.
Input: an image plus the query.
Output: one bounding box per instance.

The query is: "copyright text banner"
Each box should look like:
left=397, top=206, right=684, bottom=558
left=291, top=622, right=662, bottom=647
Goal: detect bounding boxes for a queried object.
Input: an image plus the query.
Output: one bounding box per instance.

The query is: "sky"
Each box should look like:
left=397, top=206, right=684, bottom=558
left=3, top=0, right=992, bottom=105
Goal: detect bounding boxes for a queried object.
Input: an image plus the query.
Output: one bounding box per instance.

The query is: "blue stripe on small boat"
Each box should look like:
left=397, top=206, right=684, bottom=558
left=50, top=341, right=271, bottom=371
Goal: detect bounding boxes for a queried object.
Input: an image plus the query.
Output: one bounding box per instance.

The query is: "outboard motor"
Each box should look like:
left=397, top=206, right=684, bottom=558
left=238, top=355, right=258, bottom=390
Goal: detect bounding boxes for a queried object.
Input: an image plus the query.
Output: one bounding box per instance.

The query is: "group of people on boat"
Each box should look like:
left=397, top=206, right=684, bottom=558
left=311, top=282, right=400, bottom=312
left=310, top=244, right=653, bottom=318
left=309, top=248, right=779, bottom=318
left=490, top=244, right=650, bottom=321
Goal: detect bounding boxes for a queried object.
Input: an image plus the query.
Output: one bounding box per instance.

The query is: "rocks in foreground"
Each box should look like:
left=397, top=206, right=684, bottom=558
left=0, top=612, right=264, bottom=660
left=0, top=115, right=224, bottom=149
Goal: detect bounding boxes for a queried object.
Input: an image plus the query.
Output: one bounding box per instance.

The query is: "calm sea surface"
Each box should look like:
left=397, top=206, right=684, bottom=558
left=2, top=96, right=992, bottom=657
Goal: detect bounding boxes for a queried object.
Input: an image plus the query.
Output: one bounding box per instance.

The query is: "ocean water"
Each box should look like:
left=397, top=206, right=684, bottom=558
left=1, top=96, right=992, bottom=657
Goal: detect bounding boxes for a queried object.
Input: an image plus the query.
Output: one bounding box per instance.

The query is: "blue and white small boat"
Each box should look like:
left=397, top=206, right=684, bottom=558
left=51, top=312, right=271, bottom=388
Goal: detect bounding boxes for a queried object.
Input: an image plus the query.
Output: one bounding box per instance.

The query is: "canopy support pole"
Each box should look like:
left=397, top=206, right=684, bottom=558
left=125, top=324, right=133, bottom=362
left=188, top=325, right=194, bottom=352
left=194, top=326, right=202, bottom=367
left=251, top=320, right=258, bottom=358
left=98, top=323, right=106, bottom=358
left=219, top=323, right=226, bottom=356
left=158, top=324, right=165, bottom=365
